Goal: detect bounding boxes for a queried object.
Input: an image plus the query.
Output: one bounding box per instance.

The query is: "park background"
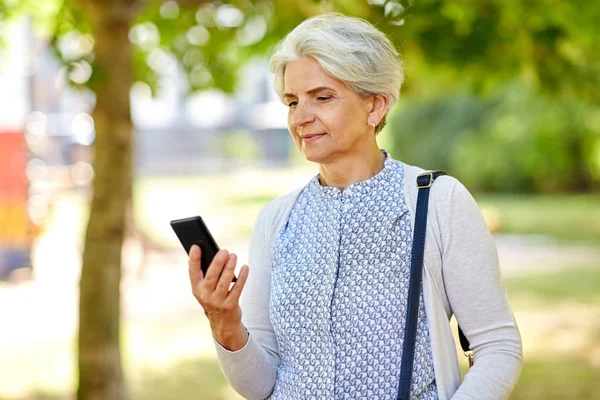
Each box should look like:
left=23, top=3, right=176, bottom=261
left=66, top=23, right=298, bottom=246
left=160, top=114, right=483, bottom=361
left=0, top=0, right=599, bottom=399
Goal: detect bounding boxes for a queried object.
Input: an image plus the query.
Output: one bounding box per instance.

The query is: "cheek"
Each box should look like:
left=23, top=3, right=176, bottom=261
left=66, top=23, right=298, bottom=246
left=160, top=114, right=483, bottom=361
left=333, top=98, right=357, bottom=119
left=287, top=122, right=301, bottom=144
left=287, top=117, right=297, bottom=137
left=286, top=114, right=293, bottom=130
left=341, top=103, right=368, bottom=133
left=328, top=105, right=357, bottom=134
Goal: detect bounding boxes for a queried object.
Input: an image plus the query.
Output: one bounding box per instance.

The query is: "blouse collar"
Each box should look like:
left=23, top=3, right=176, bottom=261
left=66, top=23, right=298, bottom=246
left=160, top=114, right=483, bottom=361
left=310, top=149, right=398, bottom=198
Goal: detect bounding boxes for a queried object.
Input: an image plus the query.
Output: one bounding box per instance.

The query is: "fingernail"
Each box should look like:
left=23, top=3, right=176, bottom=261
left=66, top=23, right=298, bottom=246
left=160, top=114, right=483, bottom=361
left=190, top=245, right=199, bottom=257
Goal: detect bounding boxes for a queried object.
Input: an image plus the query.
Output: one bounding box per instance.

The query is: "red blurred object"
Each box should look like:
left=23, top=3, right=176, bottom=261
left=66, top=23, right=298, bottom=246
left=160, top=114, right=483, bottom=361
left=0, top=130, right=32, bottom=279
left=0, top=130, right=28, bottom=200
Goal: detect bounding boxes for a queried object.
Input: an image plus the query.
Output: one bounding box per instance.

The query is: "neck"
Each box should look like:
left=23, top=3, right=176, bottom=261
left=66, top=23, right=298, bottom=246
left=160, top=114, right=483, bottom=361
left=318, top=143, right=386, bottom=190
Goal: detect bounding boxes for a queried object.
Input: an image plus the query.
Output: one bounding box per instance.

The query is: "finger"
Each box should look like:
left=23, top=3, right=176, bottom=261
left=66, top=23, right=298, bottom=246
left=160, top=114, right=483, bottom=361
left=226, top=264, right=249, bottom=303
left=203, top=249, right=229, bottom=291
left=188, top=245, right=203, bottom=288
left=215, top=253, right=237, bottom=295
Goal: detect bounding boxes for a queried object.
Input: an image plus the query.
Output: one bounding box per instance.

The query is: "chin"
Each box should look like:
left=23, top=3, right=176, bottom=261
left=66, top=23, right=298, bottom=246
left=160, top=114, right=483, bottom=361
left=300, top=147, right=332, bottom=164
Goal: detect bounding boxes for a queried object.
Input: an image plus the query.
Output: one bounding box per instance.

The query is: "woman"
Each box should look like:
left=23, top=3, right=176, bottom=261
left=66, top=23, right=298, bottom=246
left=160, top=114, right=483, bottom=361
left=188, top=13, right=523, bottom=400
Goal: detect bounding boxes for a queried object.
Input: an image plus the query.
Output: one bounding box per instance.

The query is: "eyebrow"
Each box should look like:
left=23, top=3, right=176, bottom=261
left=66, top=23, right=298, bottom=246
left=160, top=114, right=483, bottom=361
left=283, top=86, right=335, bottom=100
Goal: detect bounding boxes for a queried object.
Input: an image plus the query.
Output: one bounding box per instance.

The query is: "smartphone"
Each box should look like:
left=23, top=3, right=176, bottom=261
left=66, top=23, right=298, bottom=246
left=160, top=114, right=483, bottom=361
left=170, top=216, right=237, bottom=282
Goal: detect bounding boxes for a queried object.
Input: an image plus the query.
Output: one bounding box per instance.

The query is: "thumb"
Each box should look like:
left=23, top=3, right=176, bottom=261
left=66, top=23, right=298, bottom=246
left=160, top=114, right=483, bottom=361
left=188, top=244, right=203, bottom=285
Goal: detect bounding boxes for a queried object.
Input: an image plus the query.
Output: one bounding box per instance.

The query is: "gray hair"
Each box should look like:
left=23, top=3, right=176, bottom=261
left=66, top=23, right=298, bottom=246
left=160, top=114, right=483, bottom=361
left=269, top=13, right=404, bottom=134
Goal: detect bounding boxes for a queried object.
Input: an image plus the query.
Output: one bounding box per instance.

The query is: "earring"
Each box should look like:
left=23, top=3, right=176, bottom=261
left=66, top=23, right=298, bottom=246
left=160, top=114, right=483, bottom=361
left=371, top=121, right=376, bottom=129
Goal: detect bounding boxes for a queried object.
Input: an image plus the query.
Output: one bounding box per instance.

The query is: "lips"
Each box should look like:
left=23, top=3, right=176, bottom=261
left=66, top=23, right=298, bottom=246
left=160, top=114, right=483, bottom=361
left=301, top=133, right=326, bottom=143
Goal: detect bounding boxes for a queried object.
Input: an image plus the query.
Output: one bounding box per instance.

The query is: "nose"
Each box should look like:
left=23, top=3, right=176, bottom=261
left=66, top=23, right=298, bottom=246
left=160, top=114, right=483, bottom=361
left=290, top=101, right=314, bottom=127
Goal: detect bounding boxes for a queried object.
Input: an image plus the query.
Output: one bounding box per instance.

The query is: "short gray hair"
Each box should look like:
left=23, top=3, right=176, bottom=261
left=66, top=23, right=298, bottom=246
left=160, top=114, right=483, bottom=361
left=269, top=13, right=404, bottom=133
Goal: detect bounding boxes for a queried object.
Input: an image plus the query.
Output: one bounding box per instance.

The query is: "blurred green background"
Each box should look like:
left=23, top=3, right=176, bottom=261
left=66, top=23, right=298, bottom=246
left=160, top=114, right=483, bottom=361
left=0, top=0, right=598, bottom=399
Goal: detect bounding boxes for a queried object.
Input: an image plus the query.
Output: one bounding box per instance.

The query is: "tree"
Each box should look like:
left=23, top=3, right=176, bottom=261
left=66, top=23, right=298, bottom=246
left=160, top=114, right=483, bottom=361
left=1, top=0, right=598, bottom=399
left=378, top=0, right=600, bottom=192
left=0, top=1, right=361, bottom=398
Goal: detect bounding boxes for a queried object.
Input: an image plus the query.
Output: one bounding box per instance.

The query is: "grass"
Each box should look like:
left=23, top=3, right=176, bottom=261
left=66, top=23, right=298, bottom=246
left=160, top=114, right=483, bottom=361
left=0, top=393, right=65, bottom=400
left=0, top=357, right=239, bottom=400
left=505, top=266, right=600, bottom=305
left=224, top=193, right=278, bottom=207
left=6, top=356, right=599, bottom=400
left=476, top=193, right=600, bottom=244
left=512, top=358, right=600, bottom=400
left=130, top=172, right=600, bottom=245
left=6, top=357, right=599, bottom=400
left=4, top=176, right=598, bottom=399
left=0, top=314, right=240, bottom=400
left=456, top=356, right=600, bottom=400
left=221, top=191, right=600, bottom=244
left=133, top=358, right=241, bottom=400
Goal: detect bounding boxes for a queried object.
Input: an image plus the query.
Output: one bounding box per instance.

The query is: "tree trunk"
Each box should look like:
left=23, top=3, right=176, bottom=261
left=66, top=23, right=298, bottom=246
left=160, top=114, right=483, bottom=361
left=76, top=1, right=139, bottom=399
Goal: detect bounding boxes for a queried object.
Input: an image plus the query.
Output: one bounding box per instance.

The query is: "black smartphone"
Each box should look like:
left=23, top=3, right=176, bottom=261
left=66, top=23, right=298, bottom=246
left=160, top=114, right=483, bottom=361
left=170, top=216, right=237, bottom=282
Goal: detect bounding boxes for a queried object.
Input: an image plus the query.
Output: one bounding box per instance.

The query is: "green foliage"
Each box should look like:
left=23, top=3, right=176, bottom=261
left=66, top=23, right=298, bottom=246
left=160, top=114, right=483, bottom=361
left=0, top=0, right=374, bottom=95
left=385, top=82, right=600, bottom=192
left=378, top=0, right=600, bottom=103
left=132, top=2, right=253, bottom=95
left=0, top=0, right=589, bottom=98
left=452, top=93, right=597, bottom=192
left=1, top=0, right=599, bottom=193
left=0, top=0, right=93, bottom=89
left=2, top=0, right=598, bottom=103
left=381, top=91, right=490, bottom=171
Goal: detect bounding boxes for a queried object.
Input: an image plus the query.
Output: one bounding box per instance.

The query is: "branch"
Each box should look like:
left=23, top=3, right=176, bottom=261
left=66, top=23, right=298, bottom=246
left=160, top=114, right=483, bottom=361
left=144, top=0, right=214, bottom=9
left=77, top=0, right=146, bottom=25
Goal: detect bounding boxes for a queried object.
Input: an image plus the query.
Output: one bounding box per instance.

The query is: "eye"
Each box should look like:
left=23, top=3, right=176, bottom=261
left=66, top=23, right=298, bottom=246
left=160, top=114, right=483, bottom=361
left=287, top=100, right=298, bottom=108
left=317, top=96, right=331, bottom=102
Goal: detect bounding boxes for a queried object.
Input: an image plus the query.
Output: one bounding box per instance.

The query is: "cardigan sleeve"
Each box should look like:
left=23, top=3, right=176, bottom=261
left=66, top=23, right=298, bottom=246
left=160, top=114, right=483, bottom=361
left=213, top=205, right=280, bottom=399
left=441, top=181, right=523, bottom=399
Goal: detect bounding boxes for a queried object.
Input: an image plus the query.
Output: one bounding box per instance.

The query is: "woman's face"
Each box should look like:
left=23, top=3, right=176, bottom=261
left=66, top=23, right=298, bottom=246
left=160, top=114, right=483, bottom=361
left=283, top=56, right=376, bottom=164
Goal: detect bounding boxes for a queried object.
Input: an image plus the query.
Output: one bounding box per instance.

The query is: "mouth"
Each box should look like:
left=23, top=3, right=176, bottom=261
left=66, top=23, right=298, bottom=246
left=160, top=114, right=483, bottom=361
left=301, top=133, right=326, bottom=143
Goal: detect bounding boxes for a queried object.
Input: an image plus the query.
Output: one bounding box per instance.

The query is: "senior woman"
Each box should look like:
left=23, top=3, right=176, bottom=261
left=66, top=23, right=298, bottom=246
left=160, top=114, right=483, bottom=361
left=188, top=13, right=523, bottom=400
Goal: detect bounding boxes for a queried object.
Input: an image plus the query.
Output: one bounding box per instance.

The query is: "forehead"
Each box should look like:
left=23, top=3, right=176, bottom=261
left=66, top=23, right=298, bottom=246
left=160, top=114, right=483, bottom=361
left=283, top=56, right=345, bottom=95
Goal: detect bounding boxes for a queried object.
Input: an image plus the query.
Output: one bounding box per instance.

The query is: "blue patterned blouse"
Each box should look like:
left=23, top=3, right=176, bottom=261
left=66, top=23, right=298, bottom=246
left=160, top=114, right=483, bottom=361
left=269, top=150, right=438, bottom=399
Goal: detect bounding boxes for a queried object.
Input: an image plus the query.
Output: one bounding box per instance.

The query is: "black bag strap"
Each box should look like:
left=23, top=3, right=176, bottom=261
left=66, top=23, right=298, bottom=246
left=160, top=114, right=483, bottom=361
left=397, top=171, right=472, bottom=400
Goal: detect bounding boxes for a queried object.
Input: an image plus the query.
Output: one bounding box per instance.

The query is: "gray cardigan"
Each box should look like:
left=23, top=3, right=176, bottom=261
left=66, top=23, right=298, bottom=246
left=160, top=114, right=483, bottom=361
left=214, top=162, right=523, bottom=399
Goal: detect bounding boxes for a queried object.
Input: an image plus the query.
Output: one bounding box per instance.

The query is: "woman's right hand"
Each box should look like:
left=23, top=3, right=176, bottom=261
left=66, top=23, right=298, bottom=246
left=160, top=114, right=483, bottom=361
left=188, top=244, right=250, bottom=351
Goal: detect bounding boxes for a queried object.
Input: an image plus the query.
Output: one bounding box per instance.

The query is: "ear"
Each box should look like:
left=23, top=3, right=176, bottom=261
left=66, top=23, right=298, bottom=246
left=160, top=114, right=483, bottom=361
left=368, top=94, right=388, bottom=126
